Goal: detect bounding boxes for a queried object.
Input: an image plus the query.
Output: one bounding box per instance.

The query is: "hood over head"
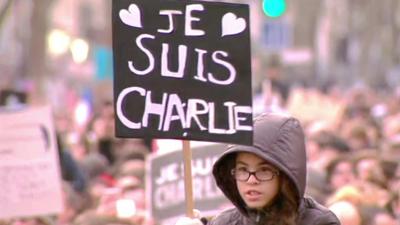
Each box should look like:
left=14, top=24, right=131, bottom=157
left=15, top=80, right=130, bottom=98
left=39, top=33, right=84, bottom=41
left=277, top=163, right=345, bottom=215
left=212, top=113, right=307, bottom=215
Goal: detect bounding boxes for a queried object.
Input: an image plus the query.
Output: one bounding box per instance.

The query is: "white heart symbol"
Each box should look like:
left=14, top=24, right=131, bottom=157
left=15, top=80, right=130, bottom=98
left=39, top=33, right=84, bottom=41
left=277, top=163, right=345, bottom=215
left=119, top=4, right=142, bottom=28
left=221, top=12, right=246, bottom=37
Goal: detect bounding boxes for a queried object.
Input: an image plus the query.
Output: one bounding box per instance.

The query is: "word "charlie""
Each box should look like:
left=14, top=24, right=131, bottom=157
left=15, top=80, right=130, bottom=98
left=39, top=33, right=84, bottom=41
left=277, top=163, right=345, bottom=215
left=116, top=86, right=252, bottom=134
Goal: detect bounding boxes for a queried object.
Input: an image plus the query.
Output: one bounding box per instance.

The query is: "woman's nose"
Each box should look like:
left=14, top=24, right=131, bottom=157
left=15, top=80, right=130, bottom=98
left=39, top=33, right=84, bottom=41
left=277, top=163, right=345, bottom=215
left=247, top=173, right=260, bottom=184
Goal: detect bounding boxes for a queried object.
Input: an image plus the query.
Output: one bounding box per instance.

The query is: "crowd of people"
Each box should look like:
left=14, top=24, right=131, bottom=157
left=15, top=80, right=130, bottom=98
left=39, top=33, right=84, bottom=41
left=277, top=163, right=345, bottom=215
left=303, top=85, right=400, bottom=225
left=1, top=80, right=400, bottom=225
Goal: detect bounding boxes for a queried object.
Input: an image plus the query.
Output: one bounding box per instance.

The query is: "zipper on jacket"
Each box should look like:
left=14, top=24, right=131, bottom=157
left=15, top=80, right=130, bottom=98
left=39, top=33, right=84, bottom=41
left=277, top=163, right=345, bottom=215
left=256, top=211, right=261, bottom=223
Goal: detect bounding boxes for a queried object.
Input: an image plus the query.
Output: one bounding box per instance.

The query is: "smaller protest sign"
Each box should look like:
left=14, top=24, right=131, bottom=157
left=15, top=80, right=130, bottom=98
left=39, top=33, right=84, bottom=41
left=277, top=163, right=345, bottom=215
left=0, top=106, right=63, bottom=220
left=147, top=143, right=231, bottom=224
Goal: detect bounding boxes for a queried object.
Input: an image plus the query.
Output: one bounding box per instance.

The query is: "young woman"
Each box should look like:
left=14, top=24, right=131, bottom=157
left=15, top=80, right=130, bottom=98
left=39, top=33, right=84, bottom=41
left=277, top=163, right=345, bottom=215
left=177, top=113, right=340, bottom=225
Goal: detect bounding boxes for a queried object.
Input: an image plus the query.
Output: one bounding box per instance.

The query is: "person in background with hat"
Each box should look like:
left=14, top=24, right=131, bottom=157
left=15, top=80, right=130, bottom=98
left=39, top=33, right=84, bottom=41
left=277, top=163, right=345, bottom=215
left=176, top=113, right=340, bottom=225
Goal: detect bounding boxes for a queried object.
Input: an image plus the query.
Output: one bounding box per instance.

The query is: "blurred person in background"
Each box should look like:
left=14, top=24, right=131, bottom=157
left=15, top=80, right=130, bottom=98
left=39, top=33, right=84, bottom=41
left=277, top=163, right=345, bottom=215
left=360, top=206, right=397, bottom=225
left=306, top=131, right=351, bottom=173
left=382, top=112, right=400, bottom=146
left=57, top=134, right=88, bottom=194
left=93, top=185, right=154, bottom=225
left=325, top=156, right=356, bottom=194
left=90, top=100, right=116, bottom=165
left=349, top=151, right=392, bottom=209
left=353, top=152, right=387, bottom=189
left=253, top=55, right=290, bottom=114
left=379, top=158, right=400, bottom=191
left=387, top=190, right=400, bottom=222
left=88, top=100, right=150, bottom=166
left=57, top=182, right=90, bottom=225
left=339, top=120, right=380, bottom=152
left=305, top=131, right=351, bottom=202
left=342, top=86, right=374, bottom=121
left=371, top=212, right=397, bottom=225
left=325, top=185, right=363, bottom=207
left=328, top=201, right=361, bottom=225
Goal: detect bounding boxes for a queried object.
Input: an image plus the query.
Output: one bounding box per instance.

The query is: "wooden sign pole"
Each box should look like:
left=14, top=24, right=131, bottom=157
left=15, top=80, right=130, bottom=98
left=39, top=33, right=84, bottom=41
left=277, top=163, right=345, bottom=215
left=182, top=140, right=194, bottom=218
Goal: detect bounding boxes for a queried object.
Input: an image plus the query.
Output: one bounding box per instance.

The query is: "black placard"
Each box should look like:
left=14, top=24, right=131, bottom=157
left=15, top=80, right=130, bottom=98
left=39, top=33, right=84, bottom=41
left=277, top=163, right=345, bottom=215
left=112, top=0, right=253, bottom=145
left=148, top=143, right=230, bottom=222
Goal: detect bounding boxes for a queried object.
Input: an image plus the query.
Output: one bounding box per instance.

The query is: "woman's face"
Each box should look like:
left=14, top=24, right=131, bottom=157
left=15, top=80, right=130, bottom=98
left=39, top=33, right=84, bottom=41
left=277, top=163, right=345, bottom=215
left=235, top=152, right=280, bottom=209
left=330, top=161, right=355, bottom=190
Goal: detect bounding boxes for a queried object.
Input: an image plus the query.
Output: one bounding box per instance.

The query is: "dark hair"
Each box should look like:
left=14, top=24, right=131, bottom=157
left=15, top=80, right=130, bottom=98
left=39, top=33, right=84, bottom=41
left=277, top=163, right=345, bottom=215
left=263, top=173, right=299, bottom=225
left=325, top=155, right=354, bottom=184
left=312, top=131, right=351, bottom=153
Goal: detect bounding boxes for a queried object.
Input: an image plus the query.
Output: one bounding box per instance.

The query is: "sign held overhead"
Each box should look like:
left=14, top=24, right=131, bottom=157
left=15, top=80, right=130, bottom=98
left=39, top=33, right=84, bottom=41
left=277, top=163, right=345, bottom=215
left=113, top=0, right=253, bottom=145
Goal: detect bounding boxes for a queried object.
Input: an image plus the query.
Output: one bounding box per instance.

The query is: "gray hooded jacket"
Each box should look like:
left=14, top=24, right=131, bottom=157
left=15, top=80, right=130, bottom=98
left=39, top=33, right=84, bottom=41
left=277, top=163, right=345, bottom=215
left=209, top=113, right=340, bottom=225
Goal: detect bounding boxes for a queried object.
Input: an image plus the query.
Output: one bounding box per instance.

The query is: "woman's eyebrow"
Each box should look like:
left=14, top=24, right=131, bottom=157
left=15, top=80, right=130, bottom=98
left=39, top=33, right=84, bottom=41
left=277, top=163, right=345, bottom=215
left=236, top=161, right=273, bottom=168
left=259, top=162, right=275, bottom=168
left=236, top=161, right=248, bottom=166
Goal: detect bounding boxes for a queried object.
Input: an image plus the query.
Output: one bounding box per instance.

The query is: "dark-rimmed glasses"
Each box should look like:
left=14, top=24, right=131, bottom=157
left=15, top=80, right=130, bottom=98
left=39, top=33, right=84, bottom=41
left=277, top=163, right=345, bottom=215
left=231, top=167, right=279, bottom=182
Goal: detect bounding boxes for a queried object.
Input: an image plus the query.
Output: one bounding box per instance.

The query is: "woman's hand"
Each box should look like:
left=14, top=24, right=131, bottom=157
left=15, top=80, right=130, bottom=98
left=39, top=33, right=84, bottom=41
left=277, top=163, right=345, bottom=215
left=175, top=217, right=203, bottom=225
left=175, top=210, right=204, bottom=225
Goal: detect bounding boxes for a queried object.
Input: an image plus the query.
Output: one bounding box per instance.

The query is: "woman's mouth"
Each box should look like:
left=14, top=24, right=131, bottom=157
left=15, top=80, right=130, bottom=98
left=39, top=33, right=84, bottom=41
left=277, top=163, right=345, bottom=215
left=245, top=190, right=262, bottom=201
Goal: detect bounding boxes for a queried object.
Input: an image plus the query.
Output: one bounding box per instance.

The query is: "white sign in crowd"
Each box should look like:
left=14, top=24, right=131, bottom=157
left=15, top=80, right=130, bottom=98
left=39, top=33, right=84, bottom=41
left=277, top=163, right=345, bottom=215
left=0, top=106, right=63, bottom=220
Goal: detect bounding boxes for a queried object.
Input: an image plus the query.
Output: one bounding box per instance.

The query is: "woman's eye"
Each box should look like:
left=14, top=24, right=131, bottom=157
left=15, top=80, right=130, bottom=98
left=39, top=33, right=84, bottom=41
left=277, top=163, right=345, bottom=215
left=259, top=167, right=272, bottom=172
left=237, top=167, right=248, bottom=172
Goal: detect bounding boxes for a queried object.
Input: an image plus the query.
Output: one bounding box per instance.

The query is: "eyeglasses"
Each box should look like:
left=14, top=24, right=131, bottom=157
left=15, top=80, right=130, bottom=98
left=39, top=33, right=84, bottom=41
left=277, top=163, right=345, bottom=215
left=231, top=167, right=279, bottom=182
